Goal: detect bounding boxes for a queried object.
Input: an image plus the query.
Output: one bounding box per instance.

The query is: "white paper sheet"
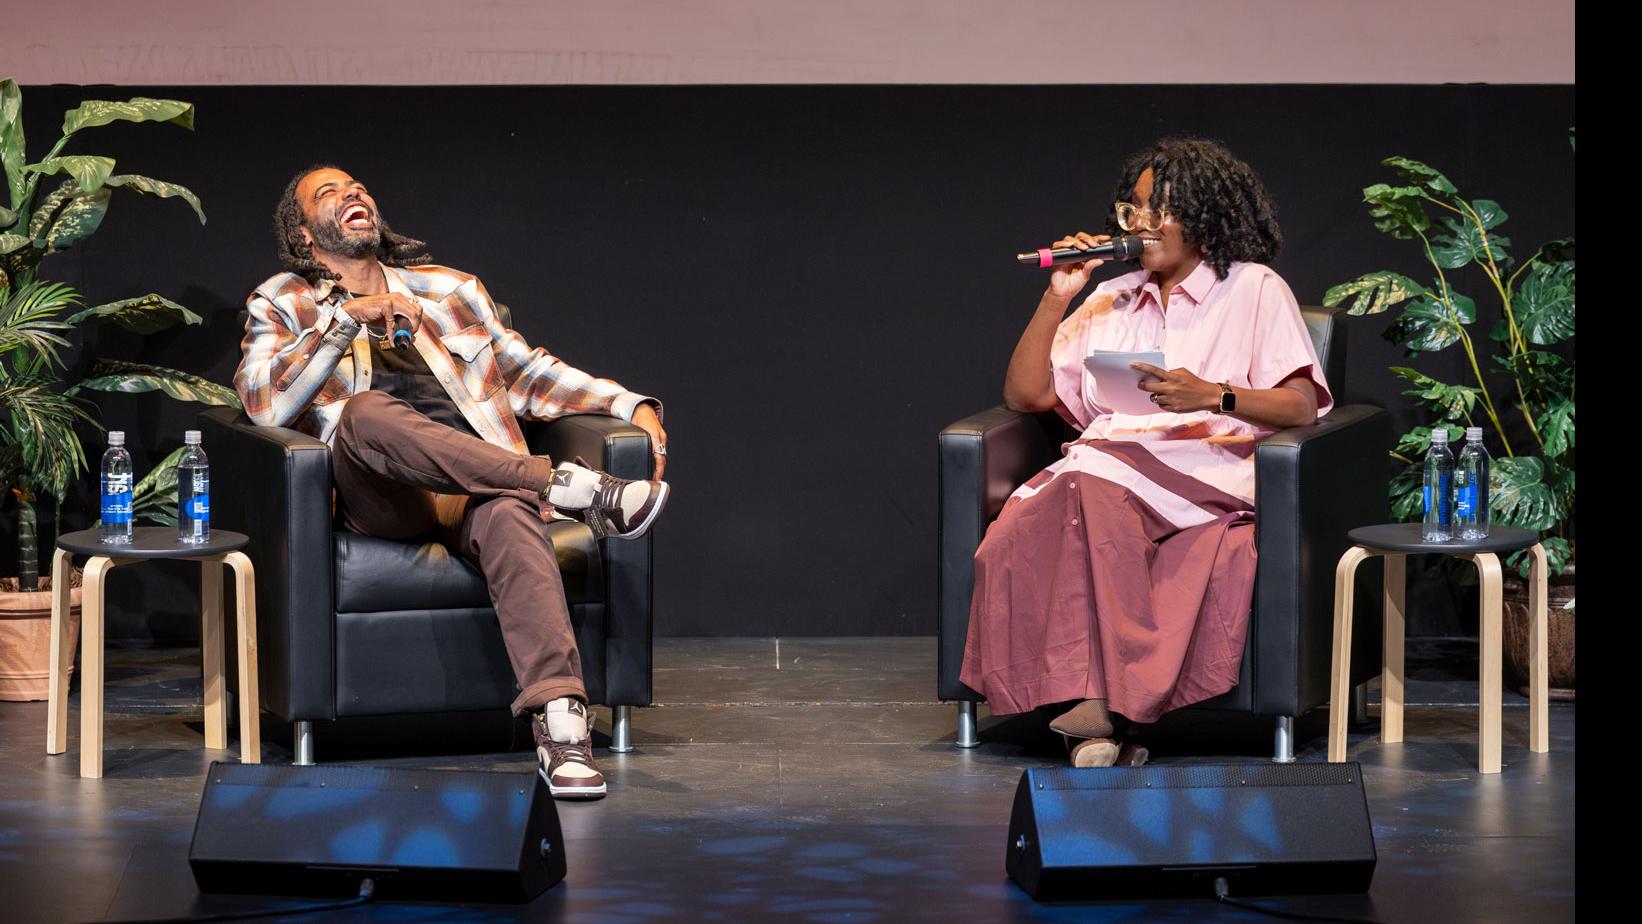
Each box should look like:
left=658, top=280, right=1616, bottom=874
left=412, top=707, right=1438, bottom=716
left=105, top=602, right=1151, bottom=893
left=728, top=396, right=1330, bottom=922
left=1082, top=350, right=1167, bottom=415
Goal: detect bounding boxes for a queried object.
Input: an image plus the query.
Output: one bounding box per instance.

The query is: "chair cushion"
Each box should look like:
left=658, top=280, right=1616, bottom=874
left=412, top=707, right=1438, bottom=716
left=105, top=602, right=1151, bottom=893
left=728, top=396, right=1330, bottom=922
left=334, top=520, right=602, bottom=612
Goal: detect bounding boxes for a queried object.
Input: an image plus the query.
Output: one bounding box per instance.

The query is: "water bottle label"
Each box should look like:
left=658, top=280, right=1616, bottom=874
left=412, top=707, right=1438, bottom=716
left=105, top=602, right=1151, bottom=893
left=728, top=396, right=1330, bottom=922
left=1456, top=484, right=1476, bottom=520
left=102, top=475, right=133, bottom=524
left=186, top=495, right=210, bottom=520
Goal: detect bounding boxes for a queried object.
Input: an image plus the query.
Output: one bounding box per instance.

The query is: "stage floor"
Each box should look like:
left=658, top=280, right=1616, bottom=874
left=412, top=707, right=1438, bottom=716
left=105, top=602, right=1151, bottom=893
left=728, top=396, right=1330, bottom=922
left=0, top=638, right=1573, bottom=922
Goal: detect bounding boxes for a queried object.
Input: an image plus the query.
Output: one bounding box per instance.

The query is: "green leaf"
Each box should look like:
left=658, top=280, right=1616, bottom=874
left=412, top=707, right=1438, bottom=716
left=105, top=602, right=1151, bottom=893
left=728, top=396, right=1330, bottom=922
left=0, top=233, right=31, bottom=255
left=62, top=97, right=195, bottom=135
left=24, top=155, right=116, bottom=194
left=67, top=293, right=203, bottom=334
left=1429, top=215, right=1513, bottom=270
left=1384, top=292, right=1476, bottom=354
left=44, top=187, right=112, bottom=250
left=130, top=445, right=187, bottom=525
left=1382, top=156, right=1458, bottom=195
left=1505, top=536, right=1572, bottom=580
left=0, top=205, right=15, bottom=228
left=1323, top=271, right=1428, bottom=316
left=1514, top=260, right=1574, bottom=345
left=1539, top=400, right=1574, bottom=459
left=1, top=79, right=24, bottom=211
left=1362, top=183, right=1430, bottom=239
left=1389, top=367, right=1480, bottom=418
left=28, top=180, right=79, bottom=238
left=1471, top=199, right=1508, bottom=230
left=78, top=359, right=242, bottom=408
left=0, top=280, right=80, bottom=368
left=1491, top=456, right=1558, bottom=531
left=104, top=173, right=205, bottom=225
left=1390, top=463, right=1424, bottom=522
left=1492, top=350, right=1570, bottom=391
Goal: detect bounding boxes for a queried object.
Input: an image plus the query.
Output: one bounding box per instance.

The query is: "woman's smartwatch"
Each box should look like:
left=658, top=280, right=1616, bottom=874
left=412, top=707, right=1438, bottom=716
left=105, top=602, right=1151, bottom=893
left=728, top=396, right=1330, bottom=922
left=1217, top=382, right=1237, bottom=414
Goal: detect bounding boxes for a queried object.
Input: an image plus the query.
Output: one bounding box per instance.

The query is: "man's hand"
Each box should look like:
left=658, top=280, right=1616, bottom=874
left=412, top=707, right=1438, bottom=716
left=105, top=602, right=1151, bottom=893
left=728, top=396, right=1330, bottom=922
left=1131, top=362, right=1220, bottom=413
left=343, top=293, right=423, bottom=332
left=632, top=403, right=668, bottom=478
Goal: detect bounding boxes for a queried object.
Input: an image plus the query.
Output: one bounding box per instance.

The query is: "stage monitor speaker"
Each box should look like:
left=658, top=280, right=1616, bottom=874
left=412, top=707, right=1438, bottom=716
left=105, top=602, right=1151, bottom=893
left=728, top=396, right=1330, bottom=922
left=1007, top=762, right=1375, bottom=901
left=189, top=762, right=564, bottom=903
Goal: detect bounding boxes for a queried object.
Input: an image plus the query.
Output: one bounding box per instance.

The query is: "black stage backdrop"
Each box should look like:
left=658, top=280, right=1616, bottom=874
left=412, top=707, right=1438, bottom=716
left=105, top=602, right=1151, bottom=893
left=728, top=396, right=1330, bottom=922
left=10, top=85, right=1574, bottom=640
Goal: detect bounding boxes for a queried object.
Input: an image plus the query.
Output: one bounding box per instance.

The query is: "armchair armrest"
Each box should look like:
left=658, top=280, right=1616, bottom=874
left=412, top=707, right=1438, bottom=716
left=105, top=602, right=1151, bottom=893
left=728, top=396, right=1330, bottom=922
left=1251, top=404, right=1391, bottom=714
left=198, top=407, right=337, bottom=721
left=937, top=405, right=1068, bottom=701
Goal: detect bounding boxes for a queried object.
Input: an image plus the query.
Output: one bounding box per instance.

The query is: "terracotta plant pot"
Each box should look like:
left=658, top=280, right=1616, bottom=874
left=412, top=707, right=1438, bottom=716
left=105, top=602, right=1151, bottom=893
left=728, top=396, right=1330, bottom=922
left=1502, top=566, right=1575, bottom=701
left=0, top=573, right=84, bottom=702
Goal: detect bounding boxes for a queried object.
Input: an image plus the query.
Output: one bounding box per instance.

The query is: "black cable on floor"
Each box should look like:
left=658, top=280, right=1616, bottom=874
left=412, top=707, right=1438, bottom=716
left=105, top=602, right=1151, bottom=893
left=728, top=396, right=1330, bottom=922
left=1214, top=877, right=1381, bottom=924
left=94, top=878, right=375, bottom=924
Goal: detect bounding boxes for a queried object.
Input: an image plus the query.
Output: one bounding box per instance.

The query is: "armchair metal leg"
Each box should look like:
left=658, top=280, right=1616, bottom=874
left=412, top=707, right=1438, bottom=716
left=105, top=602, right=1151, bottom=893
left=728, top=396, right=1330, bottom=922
left=1353, top=682, right=1369, bottom=726
left=956, top=701, right=980, bottom=749
left=609, top=705, right=634, bottom=753
left=1272, top=715, right=1296, bottom=763
left=293, top=720, right=315, bottom=766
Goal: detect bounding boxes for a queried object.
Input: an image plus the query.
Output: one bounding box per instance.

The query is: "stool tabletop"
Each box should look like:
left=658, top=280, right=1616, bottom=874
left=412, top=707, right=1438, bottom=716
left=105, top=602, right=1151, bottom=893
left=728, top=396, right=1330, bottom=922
left=1347, top=522, right=1540, bottom=555
left=57, top=526, right=249, bottom=559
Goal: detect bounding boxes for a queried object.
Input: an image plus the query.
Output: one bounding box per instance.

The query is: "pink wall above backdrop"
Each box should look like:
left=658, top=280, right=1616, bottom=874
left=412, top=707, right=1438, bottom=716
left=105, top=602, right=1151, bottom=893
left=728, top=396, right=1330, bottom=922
left=5, top=0, right=1573, bottom=86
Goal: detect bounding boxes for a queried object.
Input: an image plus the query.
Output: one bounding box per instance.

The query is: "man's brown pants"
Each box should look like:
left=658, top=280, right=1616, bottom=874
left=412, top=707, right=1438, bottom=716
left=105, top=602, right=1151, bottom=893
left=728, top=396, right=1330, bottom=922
left=333, top=389, right=584, bottom=714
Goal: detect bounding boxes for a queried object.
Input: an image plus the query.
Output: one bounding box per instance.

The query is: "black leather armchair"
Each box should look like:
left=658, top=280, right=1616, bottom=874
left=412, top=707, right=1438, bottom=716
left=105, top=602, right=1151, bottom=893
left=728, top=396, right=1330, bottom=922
left=936, top=306, right=1390, bottom=761
left=198, top=405, right=655, bottom=764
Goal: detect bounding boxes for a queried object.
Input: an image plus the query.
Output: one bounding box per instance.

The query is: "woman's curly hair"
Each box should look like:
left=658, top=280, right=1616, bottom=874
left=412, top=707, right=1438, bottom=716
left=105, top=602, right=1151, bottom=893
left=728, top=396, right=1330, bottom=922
left=273, top=165, right=432, bottom=283
left=1105, top=137, right=1281, bottom=279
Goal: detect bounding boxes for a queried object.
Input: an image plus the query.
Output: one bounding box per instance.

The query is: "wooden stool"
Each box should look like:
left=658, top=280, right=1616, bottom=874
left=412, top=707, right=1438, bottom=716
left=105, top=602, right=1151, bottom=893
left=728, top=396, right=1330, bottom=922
left=1328, top=523, right=1549, bottom=774
left=46, top=527, right=260, bottom=779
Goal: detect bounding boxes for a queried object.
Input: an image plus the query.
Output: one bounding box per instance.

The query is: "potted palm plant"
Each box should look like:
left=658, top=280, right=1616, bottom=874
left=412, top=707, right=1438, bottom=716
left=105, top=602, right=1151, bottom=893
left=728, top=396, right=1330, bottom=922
left=0, top=78, right=240, bottom=700
left=1325, top=136, right=1575, bottom=697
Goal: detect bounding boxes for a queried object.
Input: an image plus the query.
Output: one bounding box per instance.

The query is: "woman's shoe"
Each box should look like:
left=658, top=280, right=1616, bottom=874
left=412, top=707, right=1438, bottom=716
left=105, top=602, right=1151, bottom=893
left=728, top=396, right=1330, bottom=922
left=1066, top=736, right=1122, bottom=768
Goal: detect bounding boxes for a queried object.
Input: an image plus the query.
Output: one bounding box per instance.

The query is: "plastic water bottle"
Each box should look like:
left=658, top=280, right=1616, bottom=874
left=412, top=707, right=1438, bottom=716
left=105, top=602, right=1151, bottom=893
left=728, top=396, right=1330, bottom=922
left=100, top=431, right=134, bottom=545
left=1421, top=428, right=1455, bottom=542
left=1455, top=426, right=1491, bottom=540
left=177, top=430, right=210, bottom=544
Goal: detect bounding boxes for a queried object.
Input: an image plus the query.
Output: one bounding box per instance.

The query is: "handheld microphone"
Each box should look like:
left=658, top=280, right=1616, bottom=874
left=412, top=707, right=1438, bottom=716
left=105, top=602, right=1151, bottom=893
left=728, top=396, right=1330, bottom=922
left=1017, top=235, right=1145, bottom=268
left=389, top=315, right=415, bottom=349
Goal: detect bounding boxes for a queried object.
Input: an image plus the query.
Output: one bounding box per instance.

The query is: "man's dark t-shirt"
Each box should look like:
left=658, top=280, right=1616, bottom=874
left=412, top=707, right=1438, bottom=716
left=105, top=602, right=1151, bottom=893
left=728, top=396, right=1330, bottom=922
left=368, top=335, right=479, bottom=440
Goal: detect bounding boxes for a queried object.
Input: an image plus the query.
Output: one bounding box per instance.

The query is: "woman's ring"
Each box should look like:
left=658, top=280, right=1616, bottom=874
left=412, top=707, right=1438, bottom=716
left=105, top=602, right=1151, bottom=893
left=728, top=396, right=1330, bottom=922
left=653, top=445, right=668, bottom=456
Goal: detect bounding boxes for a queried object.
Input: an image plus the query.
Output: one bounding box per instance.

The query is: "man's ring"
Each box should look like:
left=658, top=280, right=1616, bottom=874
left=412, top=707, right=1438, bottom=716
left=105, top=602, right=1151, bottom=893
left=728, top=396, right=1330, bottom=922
left=1150, top=394, right=1163, bottom=405
left=654, top=445, right=668, bottom=456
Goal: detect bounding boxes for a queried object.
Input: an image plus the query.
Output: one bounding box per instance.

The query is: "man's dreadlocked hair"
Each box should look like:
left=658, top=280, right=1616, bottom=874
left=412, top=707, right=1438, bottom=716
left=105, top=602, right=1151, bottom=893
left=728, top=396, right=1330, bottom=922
left=273, top=165, right=432, bottom=283
left=1105, top=137, right=1281, bottom=280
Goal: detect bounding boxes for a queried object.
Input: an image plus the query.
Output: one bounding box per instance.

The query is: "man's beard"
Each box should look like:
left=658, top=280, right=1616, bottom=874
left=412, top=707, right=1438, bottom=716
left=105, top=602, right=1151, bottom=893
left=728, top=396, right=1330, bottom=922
left=309, top=214, right=380, bottom=259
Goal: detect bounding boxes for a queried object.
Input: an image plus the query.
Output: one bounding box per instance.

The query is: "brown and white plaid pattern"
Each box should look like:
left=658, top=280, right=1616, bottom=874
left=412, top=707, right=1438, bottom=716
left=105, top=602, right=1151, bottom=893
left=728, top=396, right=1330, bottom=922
left=235, top=264, right=657, bottom=452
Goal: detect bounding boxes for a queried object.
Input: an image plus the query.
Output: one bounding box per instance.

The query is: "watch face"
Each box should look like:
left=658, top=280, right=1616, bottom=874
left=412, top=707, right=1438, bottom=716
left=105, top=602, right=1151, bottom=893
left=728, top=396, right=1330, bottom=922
left=1221, top=388, right=1236, bottom=413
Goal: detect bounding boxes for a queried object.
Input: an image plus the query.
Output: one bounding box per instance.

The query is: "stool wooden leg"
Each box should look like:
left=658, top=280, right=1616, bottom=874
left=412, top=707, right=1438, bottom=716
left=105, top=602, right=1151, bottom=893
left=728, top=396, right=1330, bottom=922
left=225, top=551, right=260, bottom=764
left=79, top=556, right=117, bottom=779
left=1329, top=546, right=1374, bottom=763
left=1382, top=554, right=1407, bottom=745
left=200, top=560, right=227, bottom=750
left=1527, top=543, right=1550, bottom=754
left=1474, top=552, right=1504, bottom=774
left=47, top=548, right=76, bottom=755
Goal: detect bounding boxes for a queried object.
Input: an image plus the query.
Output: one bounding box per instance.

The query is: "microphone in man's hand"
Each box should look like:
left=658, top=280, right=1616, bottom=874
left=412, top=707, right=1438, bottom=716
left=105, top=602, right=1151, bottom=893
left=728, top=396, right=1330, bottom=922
left=389, top=315, right=415, bottom=349
left=1017, top=235, right=1145, bottom=268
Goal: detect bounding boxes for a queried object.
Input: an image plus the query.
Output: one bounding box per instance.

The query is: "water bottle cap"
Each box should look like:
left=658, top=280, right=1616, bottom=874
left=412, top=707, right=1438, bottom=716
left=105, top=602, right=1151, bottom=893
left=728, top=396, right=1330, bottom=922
left=1431, top=429, right=1449, bottom=444
left=1466, top=427, right=1483, bottom=441
left=108, top=431, right=125, bottom=446
left=184, top=430, right=202, bottom=444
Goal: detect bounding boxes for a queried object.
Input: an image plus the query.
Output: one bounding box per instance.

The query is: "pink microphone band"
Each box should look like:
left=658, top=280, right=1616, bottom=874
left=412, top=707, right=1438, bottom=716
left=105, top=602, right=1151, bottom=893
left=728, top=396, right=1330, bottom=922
left=1037, top=248, right=1054, bottom=268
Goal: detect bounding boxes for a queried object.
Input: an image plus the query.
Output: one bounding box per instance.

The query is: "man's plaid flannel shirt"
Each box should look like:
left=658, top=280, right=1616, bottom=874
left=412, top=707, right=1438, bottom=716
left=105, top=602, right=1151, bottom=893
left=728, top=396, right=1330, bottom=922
left=235, top=263, right=657, bottom=452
